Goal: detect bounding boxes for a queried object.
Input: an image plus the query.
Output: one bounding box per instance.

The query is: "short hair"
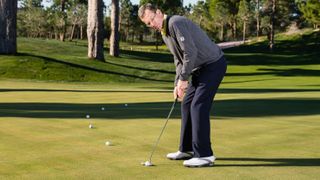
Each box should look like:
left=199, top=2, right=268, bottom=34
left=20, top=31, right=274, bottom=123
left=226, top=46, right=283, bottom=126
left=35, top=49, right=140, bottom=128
left=138, top=3, right=157, bottom=19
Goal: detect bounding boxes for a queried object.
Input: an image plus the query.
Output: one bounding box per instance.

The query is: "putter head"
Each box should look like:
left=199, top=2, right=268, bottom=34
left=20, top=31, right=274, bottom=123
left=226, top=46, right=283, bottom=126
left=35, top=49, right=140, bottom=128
left=141, top=161, right=153, bottom=167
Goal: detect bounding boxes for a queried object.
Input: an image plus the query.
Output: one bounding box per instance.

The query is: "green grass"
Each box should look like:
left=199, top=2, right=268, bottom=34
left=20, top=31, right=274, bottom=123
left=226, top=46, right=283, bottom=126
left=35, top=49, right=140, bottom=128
left=0, top=38, right=175, bottom=83
left=0, top=81, right=319, bottom=179
left=0, top=29, right=320, bottom=179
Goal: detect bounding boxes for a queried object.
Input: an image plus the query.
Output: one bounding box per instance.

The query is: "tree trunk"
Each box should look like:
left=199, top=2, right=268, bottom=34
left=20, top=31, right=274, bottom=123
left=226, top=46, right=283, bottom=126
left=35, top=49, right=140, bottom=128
left=269, top=0, right=276, bottom=50
left=0, top=0, right=17, bottom=54
left=131, top=32, right=134, bottom=42
left=110, top=0, right=120, bottom=57
left=125, top=20, right=130, bottom=42
left=220, top=24, right=224, bottom=41
left=70, top=24, right=76, bottom=40
left=256, top=0, right=260, bottom=37
left=80, top=25, right=84, bottom=40
left=87, top=0, right=105, bottom=61
left=243, top=21, right=246, bottom=42
left=60, top=0, right=67, bottom=42
left=59, top=28, right=65, bottom=40
left=233, top=21, right=237, bottom=40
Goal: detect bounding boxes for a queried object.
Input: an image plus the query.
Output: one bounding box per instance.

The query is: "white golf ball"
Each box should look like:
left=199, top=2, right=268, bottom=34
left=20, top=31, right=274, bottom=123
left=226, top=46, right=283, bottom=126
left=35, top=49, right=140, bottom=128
left=101, top=107, right=105, bottom=111
left=125, top=104, right=128, bottom=107
left=105, top=141, right=111, bottom=146
left=144, top=161, right=152, bottom=166
left=89, top=124, right=93, bottom=129
left=86, top=114, right=90, bottom=119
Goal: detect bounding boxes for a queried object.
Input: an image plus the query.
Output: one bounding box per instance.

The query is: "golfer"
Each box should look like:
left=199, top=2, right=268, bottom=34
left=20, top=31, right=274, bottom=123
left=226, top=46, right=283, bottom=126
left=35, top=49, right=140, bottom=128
left=139, top=4, right=227, bottom=167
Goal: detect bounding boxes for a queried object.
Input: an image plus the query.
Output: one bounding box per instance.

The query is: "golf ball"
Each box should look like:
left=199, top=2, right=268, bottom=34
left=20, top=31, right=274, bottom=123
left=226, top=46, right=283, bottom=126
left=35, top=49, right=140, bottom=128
left=105, top=141, right=111, bottom=146
left=144, top=161, right=152, bottom=166
left=89, top=124, right=93, bottom=129
left=125, top=104, right=128, bottom=107
left=101, top=107, right=105, bottom=111
left=86, top=114, right=90, bottom=119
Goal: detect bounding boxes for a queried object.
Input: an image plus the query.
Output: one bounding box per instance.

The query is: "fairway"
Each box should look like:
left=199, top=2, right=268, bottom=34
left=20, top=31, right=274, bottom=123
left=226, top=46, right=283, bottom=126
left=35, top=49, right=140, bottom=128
left=0, top=80, right=319, bottom=179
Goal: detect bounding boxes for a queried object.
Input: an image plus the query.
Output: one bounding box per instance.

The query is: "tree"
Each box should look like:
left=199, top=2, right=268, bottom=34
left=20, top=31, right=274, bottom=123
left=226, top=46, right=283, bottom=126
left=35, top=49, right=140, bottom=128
left=260, top=0, right=294, bottom=50
left=140, top=0, right=183, bottom=15
left=18, top=0, right=48, bottom=38
left=120, top=0, right=133, bottom=41
left=109, top=0, right=120, bottom=57
left=226, top=0, right=241, bottom=40
left=67, top=3, right=87, bottom=40
left=51, top=0, right=71, bottom=41
left=0, top=0, right=17, bottom=54
left=188, top=1, right=209, bottom=29
left=20, top=0, right=42, bottom=8
left=209, top=0, right=229, bottom=41
left=131, top=4, right=144, bottom=42
left=21, top=6, right=47, bottom=37
left=255, top=0, right=262, bottom=37
left=238, top=0, right=252, bottom=42
left=87, top=0, right=105, bottom=60
left=297, top=0, right=320, bottom=29
left=269, top=0, right=276, bottom=50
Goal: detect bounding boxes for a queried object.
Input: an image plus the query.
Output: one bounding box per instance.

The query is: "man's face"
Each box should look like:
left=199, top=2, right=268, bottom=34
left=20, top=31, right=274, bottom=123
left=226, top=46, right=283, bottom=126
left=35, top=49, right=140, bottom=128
left=141, top=9, right=163, bottom=31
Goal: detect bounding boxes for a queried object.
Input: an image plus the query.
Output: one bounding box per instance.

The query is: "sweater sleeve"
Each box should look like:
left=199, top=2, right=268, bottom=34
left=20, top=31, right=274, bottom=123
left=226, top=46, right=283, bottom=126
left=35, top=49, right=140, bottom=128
left=172, top=21, right=198, bottom=81
left=174, top=57, right=182, bottom=86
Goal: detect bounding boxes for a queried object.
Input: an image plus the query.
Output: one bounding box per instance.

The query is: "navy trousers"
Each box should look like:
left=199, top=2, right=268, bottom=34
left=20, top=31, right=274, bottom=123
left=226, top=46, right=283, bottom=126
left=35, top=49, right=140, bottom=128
left=179, top=57, right=227, bottom=158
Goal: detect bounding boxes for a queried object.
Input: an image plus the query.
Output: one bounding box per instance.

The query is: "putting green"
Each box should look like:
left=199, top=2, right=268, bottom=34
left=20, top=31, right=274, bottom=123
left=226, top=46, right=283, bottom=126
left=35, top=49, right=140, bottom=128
left=0, top=80, right=319, bottom=179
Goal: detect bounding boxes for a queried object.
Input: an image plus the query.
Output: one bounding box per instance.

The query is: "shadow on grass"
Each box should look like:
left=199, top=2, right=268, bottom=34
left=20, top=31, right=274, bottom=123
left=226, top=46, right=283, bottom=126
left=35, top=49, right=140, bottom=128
left=0, top=98, right=319, bottom=119
left=119, top=49, right=173, bottom=63
left=16, top=53, right=171, bottom=83
left=0, top=88, right=319, bottom=93
left=225, top=53, right=319, bottom=66
left=227, top=68, right=320, bottom=77
left=218, top=88, right=320, bottom=93
left=215, top=157, right=320, bottom=167
left=105, top=61, right=175, bottom=74
left=213, top=98, right=320, bottom=117
left=0, top=89, right=171, bottom=93
left=258, top=68, right=320, bottom=76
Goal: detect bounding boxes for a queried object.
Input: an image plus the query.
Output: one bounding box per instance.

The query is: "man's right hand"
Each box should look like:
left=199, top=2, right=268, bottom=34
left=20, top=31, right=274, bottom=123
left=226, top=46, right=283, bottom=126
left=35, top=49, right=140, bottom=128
left=173, top=86, right=183, bottom=101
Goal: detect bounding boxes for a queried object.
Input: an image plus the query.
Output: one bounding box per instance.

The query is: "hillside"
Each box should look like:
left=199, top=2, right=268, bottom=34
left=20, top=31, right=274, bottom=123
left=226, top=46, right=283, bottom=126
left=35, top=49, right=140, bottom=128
left=0, top=29, right=319, bottom=86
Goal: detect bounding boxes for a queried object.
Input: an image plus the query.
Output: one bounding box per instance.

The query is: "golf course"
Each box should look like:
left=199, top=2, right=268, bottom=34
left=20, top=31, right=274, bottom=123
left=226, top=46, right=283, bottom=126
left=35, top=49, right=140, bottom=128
left=0, top=29, right=320, bottom=179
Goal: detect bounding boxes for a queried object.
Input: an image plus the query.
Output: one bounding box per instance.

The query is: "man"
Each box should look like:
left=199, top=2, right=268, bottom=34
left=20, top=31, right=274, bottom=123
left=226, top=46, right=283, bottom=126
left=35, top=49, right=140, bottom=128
left=138, top=4, right=227, bottom=167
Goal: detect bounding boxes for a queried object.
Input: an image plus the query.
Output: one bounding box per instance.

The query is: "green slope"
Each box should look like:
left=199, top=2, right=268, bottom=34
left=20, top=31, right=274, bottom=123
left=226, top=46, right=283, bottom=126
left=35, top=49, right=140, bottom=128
left=0, top=29, right=319, bottom=87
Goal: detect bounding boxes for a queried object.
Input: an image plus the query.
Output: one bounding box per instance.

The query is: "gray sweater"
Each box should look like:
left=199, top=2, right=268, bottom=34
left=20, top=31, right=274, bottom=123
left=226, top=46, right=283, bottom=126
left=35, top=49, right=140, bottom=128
left=162, top=15, right=224, bottom=86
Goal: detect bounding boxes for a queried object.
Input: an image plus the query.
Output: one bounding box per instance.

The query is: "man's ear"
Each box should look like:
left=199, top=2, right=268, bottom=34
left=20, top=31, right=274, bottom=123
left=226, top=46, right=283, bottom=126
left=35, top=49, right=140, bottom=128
left=156, top=9, right=162, bottom=15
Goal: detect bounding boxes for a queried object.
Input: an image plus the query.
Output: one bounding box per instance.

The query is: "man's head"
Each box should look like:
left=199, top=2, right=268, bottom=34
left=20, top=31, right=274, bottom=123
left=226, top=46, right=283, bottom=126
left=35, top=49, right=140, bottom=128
left=138, top=3, right=164, bottom=31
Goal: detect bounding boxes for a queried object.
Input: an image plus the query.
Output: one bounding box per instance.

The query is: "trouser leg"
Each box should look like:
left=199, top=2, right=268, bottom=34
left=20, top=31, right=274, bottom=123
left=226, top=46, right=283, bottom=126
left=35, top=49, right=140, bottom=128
left=191, top=58, right=227, bottom=157
left=179, top=84, right=195, bottom=152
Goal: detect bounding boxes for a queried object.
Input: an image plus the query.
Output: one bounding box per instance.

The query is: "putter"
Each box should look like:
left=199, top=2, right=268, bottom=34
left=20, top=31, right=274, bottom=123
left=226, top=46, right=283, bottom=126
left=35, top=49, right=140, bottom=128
left=142, top=98, right=178, bottom=167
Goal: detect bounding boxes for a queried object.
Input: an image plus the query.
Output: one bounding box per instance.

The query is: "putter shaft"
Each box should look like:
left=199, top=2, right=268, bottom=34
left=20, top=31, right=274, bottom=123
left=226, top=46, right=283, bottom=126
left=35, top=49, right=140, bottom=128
left=148, top=98, right=178, bottom=163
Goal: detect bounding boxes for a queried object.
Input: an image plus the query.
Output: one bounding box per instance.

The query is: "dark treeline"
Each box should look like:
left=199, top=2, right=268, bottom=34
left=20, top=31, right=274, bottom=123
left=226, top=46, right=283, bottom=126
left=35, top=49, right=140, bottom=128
left=15, top=0, right=320, bottom=45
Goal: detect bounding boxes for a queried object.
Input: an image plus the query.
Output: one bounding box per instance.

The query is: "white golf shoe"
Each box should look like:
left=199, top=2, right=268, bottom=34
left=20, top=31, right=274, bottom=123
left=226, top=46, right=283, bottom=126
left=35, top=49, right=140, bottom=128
left=166, top=151, right=194, bottom=160
left=183, top=156, right=215, bottom=167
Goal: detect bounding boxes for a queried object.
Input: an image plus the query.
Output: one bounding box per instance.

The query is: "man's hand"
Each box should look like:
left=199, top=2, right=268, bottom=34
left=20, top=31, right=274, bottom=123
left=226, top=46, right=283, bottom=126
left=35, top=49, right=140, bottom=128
left=174, top=80, right=188, bottom=101
left=174, top=86, right=178, bottom=100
